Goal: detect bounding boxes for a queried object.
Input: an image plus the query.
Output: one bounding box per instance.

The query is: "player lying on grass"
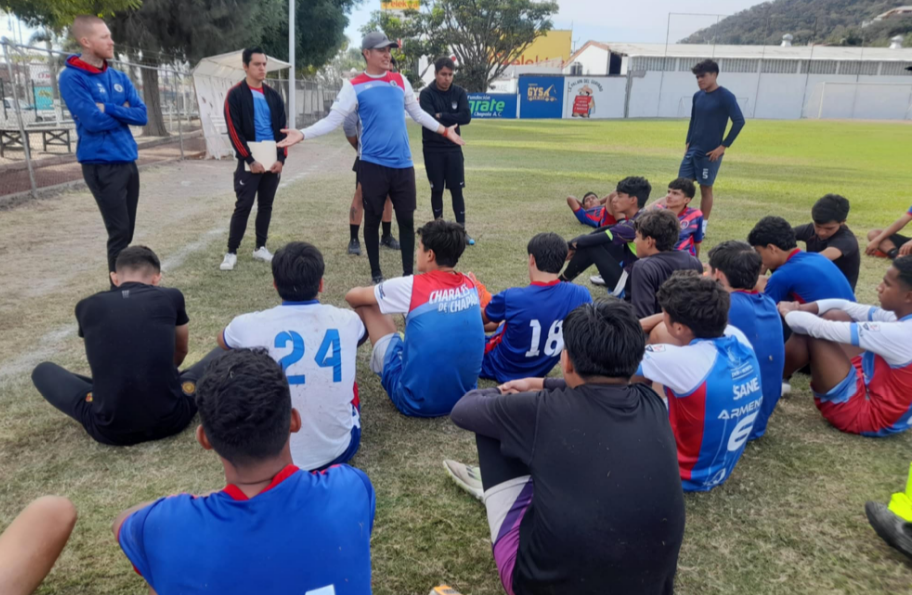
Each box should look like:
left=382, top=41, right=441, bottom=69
left=114, top=348, right=375, bottom=594
left=345, top=219, right=484, bottom=417
left=445, top=300, right=685, bottom=595
left=218, top=242, right=367, bottom=471
left=706, top=241, right=785, bottom=441
left=479, top=233, right=592, bottom=383
left=793, top=194, right=860, bottom=291
left=31, top=246, right=219, bottom=446
left=629, top=209, right=703, bottom=318
left=559, top=176, right=651, bottom=296
left=637, top=272, right=762, bottom=491
left=866, top=203, right=912, bottom=260
left=748, top=215, right=855, bottom=304
left=566, top=191, right=618, bottom=228
left=0, top=496, right=77, bottom=595
left=648, top=178, right=705, bottom=256
left=778, top=256, right=912, bottom=436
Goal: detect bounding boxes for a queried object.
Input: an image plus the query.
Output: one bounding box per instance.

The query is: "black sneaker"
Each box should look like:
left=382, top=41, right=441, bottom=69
left=380, top=235, right=400, bottom=250
left=865, top=501, right=912, bottom=559
left=372, top=275, right=385, bottom=285
left=348, top=239, right=361, bottom=256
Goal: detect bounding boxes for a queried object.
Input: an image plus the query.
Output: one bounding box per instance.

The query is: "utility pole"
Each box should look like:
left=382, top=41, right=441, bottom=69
left=288, top=0, right=296, bottom=128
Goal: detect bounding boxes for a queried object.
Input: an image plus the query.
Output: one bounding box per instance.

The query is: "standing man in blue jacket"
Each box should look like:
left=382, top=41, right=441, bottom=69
left=680, top=59, right=745, bottom=237
left=59, top=15, right=147, bottom=284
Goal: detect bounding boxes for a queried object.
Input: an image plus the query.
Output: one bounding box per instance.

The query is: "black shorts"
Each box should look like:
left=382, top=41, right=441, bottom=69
left=423, top=150, right=465, bottom=191
left=358, top=160, right=415, bottom=217
left=889, top=233, right=910, bottom=248
left=353, top=157, right=361, bottom=188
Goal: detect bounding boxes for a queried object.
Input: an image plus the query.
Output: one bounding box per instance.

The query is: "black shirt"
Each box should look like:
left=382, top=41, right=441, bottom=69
left=631, top=250, right=704, bottom=318
left=451, top=380, right=685, bottom=595
left=75, top=282, right=191, bottom=443
left=418, top=83, right=471, bottom=152
left=793, top=223, right=860, bottom=290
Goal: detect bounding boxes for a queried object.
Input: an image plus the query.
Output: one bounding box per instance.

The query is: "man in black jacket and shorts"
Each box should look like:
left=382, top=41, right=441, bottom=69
left=420, top=57, right=473, bottom=244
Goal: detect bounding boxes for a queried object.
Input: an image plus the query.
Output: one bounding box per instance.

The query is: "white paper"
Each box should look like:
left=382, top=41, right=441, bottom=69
left=245, top=140, right=278, bottom=171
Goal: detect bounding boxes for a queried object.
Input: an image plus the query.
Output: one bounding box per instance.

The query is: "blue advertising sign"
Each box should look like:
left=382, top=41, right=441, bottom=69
left=467, top=93, right=517, bottom=119
left=518, top=75, right=564, bottom=119
left=33, top=86, right=54, bottom=111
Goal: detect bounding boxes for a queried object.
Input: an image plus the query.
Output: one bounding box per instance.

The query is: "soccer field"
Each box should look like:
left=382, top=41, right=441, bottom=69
left=1, top=118, right=911, bottom=594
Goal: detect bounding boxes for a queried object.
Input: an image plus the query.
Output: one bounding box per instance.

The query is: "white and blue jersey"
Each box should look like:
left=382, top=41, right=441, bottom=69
left=638, top=327, right=762, bottom=492
left=250, top=86, right=274, bottom=141
left=481, top=281, right=592, bottom=382
left=118, top=465, right=374, bottom=594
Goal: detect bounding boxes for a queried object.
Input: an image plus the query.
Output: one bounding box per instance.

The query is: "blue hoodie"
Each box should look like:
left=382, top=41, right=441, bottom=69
left=59, top=55, right=147, bottom=163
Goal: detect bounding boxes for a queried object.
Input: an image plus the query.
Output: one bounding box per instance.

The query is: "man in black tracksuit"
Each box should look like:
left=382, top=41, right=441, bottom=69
left=220, top=47, right=287, bottom=271
left=419, top=57, right=473, bottom=244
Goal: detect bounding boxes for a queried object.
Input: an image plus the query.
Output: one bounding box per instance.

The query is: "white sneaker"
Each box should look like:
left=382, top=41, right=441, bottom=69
left=781, top=381, right=792, bottom=397
left=252, top=246, right=273, bottom=263
left=443, top=460, right=484, bottom=502
left=219, top=253, right=237, bottom=271
left=590, top=274, right=606, bottom=286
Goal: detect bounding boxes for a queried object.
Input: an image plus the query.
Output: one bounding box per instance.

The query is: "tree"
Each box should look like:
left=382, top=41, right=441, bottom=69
left=0, top=0, right=139, bottom=31
left=107, top=0, right=284, bottom=136
left=364, top=0, right=557, bottom=93
left=362, top=8, right=448, bottom=88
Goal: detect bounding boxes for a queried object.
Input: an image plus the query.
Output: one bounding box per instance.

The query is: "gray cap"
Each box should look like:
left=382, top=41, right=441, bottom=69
left=361, top=31, right=397, bottom=51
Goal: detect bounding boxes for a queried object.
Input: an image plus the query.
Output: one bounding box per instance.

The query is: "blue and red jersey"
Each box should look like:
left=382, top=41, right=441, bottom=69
left=118, top=464, right=374, bottom=594
left=481, top=280, right=593, bottom=383
left=374, top=270, right=486, bottom=416
left=764, top=249, right=855, bottom=304
left=638, top=328, right=762, bottom=491
left=573, top=205, right=618, bottom=229
left=728, top=291, right=785, bottom=440
left=656, top=205, right=704, bottom=255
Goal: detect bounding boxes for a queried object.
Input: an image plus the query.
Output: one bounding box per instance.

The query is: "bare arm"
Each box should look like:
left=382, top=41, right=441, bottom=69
left=567, top=196, right=583, bottom=210
left=346, top=136, right=359, bottom=150
left=0, top=497, right=77, bottom=595
left=345, top=286, right=379, bottom=308
left=818, top=246, right=844, bottom=262
left=640, top=313, right=664, bottom=333
left=174, top=324, right=189, bottom=367
left=867, top=213, right=912, bottom=254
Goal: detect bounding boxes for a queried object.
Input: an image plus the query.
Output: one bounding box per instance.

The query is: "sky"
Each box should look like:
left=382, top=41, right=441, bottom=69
left=344, top=0, right=767, bottom=50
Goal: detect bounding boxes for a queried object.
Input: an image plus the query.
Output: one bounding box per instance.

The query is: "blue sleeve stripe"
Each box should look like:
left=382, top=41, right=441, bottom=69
left=222, top=330, right=232, bottom=349
left=850, top=323, right=860, bottom=347
left=868, top=307, right=876, bottom=321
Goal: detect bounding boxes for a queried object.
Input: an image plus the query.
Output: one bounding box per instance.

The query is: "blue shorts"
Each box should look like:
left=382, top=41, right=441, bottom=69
left=315, top=415, right=361, bottom=471
left=370, top=332, right=416, bottom=416
left=679, top=147, right=723, bottom=187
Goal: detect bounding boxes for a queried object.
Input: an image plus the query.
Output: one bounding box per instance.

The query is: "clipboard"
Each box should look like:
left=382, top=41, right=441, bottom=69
left=245, top=140, right=278, bottom=171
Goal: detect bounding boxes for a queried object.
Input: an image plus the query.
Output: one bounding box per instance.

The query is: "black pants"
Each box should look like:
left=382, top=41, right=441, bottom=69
left=562, top=241, right=628, bottom=293
left=31, top=348, right=221, bottom=446
left=227, top=161, right=281, bottom=253
left=82, top=162, right=140, bottom=276
left=359, top=161, right=416, bottom=278
left=476, top=434, right=529, bottom=491
left=425, top=150, right=466, bottom=225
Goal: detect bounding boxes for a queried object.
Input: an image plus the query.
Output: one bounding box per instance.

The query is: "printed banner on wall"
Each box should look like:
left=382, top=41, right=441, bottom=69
left=518, top=76, right=564, bottom=119
left=467, top=93, right=517, bottom=119
left=562, top=77, right=627, bottom=120
left=381, top=0, right=419, bottom=9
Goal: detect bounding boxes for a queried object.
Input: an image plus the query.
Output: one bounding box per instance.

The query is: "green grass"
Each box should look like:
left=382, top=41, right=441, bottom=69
left=2, top=118, right=912, bottom=594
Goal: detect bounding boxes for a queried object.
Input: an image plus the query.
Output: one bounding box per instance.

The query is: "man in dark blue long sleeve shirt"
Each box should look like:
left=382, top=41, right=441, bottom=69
left=419, top=57, right=474, bottom=243
left=679, top=59, right=745, bottom=236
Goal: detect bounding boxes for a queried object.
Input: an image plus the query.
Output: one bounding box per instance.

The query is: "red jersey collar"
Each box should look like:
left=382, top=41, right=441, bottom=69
left=786, top=248, right=802, bottom=262
left=67, top=55, right=107, bottom=74
left=530, top=279, right=561, bottom=287
left=222, top=464, right=299, bottom=501
left=732, top=289, right=760, bottom=295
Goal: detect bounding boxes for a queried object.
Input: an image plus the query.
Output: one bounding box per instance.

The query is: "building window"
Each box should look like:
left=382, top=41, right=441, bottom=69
left=630, top=56, right=676, bottom=72
left=721, top=58, right=759, bottom=73
left=804, top=61, right=838, bottom=75
left=677, top=57, right=712, bottom=72
left=839, top=61, right=879, bottom=76
left=880, top=62, right=912, bottom=76
left=760, top=59, right=799, bottom=74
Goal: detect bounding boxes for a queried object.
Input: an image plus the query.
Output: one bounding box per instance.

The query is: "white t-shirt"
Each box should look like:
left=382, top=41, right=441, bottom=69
left=224, top=301, right=366, bottom=471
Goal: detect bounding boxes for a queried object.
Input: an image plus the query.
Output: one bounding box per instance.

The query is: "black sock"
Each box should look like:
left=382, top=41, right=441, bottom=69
left=350, top=224, right=360, bottom=242
left=382, top=221, right=392, bottom=238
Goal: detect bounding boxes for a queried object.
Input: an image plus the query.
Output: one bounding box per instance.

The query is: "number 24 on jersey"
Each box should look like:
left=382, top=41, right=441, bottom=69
left=274, top=329, right=342, bottom=385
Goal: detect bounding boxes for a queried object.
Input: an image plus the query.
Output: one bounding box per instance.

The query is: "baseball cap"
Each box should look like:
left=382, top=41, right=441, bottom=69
left=361, top=31, right=398, bottom=51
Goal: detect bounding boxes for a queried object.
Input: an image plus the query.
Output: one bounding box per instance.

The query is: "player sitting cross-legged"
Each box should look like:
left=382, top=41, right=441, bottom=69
left=637, top=272, right=762, bottom=492
left=218, top=242, right=366, bottom=471
left=480, top=233, right=593, bottom=383
left=778, top=256, right=912, bottom=436
left=114, top=348, right=374, bottom=594
left=345, top=219, right=485, bottom=417
left=566, top=191, right=618, bottom=228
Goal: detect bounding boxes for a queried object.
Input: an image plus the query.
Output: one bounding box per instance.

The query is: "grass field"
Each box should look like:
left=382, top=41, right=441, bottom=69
left=2, top=118, right=912, bottom=594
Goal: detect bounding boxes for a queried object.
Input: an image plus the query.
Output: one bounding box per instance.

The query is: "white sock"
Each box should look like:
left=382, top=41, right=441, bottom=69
left=702, top=220, right=709, bottom=235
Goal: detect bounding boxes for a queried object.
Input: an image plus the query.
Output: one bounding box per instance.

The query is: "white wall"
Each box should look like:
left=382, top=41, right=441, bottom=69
left=564, top=46, right=609, bottom=76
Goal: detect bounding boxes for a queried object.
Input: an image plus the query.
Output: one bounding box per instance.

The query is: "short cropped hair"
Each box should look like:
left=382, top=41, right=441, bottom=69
left=563, top=299, right=645, bottom=379
left=616, top=176, right=652, bottom=208
left=196, top=348, right=291, bottom=466
left=812, top=194, right=850, bottom=224
left=692, top=59, right=720, bottom=75
left=668, top=177, right=696, bottom=199
left=527, top=232, right=568, bottom=274
left=658, top=271, right=730, bottom=339
left=635, top=209, right=680, bottom=252
left=271, top=242, right=324, bottom=302
left=748, top=216, right=797, bottom=251
left=435, top=57, right=456, bottom=72
left=708, top=240, right=763, bottom=290
left=115, top=245, right=160, bottom=275
left=583, top=191, right=599, bottom=201
left=895, top=255, right=912, bottom=290
left=242, top=47, right=266, bottom=66
left=72, top=15, right=105, bottom=40
left=417, top=219, right=467, bottom=268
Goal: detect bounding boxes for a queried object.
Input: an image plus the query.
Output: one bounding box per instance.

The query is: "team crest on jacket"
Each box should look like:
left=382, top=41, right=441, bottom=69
left=390, top=80, right=399, bottom=87
left=114, top=83, right=124, bottom=92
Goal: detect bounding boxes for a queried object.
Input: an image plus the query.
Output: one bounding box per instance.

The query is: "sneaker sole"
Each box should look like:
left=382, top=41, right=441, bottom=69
left=442, top=460, right=484, bottom=502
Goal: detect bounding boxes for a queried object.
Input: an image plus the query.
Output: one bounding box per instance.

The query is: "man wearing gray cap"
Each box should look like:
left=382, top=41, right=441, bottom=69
left=280, top=32, right=465, bottom=284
